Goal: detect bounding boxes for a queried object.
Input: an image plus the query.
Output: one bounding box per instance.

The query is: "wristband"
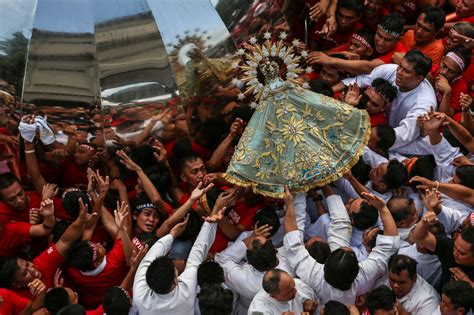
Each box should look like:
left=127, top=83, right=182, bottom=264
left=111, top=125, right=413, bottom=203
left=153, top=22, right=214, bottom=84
left=24, top=149, right=35, bottom=154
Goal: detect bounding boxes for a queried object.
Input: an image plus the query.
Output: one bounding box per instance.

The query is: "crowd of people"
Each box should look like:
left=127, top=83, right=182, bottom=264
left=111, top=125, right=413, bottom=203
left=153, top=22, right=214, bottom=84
left=1, top=0, right=474, bottom=314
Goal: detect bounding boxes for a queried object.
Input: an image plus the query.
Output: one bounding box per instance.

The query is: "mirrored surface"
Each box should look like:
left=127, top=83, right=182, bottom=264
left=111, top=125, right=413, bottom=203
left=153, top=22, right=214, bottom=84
left=149, top=0, right=239, bottom=103
left=212, top=0, right=292, bottom=46
left=95, top=0, right=178, bottom=145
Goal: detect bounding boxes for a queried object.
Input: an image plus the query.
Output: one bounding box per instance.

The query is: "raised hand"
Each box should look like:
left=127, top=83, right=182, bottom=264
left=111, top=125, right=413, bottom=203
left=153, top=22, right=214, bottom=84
left=42, top=183, right=58, bottom=200
left=130, top=244, right=148, bottom=270
left=252, top=223, right=273, bottom=239
left=421, top=188, right=442, bottom=214
left=361, top=192, right=386, bottom=211
left=344, top=84, right=362, bottom=106
left=117, top=150, right=142, bottom=172
left=190, top=181, right=214, bottom=202
left=230, top=118, right=244, bottom=138
left=203, top=207, right=226, bottom=223
left=29, top=208, right=41, bottom=224
left=28, top=279, right=46, bottom=297
left=282, top=185, right=294, bottom=206
left=421, top=211, right=438, bottom=226
left=170, top=214, right=190, bottom=238
left=54, top=268, right=64, bottom=288
left=452, top=156, right=474, bottom=167
left=152, top=140, right=168, bottom=164
left=152, top=108, right=173, bottom=125
left=409, top=176, right=435, bottom=190
left=78, top=198, right=97, bottom=224
left=114, top=201, right=129, bottom=230
left=214, top=189, right=237, bottom=211
left=95, top=170, right=110, bottom=198
left=39, top=199, right=54, bottom=217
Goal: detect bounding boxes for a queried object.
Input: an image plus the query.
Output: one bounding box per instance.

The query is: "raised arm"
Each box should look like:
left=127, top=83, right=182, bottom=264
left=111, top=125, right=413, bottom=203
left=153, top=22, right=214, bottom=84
left=55, top=198, right=97, bottom=257
left=21, top=117, right=46, bottom=194
left=207, top=118, right=243, bottom=171
left=410, top=175, right=474, bottom=206
left=412, top=211, right=437, bottom=252
left=29, top=199, right=55, bottom=237
left=327, top=188, right=353, bottom=251
left=156, top=182, right=214, bottom=238
left=117, top=150, right=169, bottom=219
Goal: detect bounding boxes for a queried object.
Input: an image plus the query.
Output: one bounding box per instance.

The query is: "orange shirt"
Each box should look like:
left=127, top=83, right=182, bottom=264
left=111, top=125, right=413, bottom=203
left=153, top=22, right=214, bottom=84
left=402, top=30, right=444, bottom=65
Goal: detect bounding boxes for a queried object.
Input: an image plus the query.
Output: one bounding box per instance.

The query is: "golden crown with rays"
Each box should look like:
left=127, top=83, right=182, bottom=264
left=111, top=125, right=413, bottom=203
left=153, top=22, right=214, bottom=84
left=231, top=31, right=313, bottom=108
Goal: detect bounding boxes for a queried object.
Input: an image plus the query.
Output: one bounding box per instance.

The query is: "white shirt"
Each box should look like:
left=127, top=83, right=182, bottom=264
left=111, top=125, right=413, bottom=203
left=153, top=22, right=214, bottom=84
left=133, top=222, right=217, bottom=315
left=438, top=205, right=467, bottom=234
left=214, top=238, right=293, bottom=315
left=398, top=275, right=441, bottom=314
left=247, top=279, right=317, bottom=315
left=398, top=241, right=442, bottom=289
left=343, top=64, right=436, bottom=150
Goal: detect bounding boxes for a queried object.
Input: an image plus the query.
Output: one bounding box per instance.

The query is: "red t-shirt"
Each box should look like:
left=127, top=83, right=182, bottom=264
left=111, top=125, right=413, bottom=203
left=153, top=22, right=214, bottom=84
left=209, top=201, right=261, bottom=253
left=375, top=41, right=408, bottom=64
left=0, top=221, right=31, bottom=256
left=67, top=239, right=128, bottom=309
left=462, top=55, right=474, bottom=91
left=86, top=305, right=104, bottom=315
left=0, top=192, right=70, bottom=223
left=432, top=65, right=469, bottom=122
left=0, top=288, right=29, bottom=315
left=13, top=244, right=64, bottom=300
left=370, top=112, right=388, bottom=127
left=59, top=159, right=88, bottom=190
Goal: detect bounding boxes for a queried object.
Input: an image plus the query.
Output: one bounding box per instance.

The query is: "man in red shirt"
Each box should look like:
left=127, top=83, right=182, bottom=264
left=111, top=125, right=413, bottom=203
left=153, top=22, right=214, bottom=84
left=171, top=154, right=208, bottom=205
left=0, top=201, right=96, bottom=300
left=65, top=202, right=131, bottom=309
left=307, top=13, right=407, bottom=75
left=310, top=0, right=364, bottom=51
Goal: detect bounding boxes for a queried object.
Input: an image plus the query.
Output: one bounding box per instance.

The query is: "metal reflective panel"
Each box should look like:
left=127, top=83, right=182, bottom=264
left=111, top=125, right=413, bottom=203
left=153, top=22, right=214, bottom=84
left=149, top=0, right=239, bottom=102
left=95, top=0, right=178, bottom=144
left=212, top=0, right=292, bottom=46
left=22, top=0, right=98, bottom=137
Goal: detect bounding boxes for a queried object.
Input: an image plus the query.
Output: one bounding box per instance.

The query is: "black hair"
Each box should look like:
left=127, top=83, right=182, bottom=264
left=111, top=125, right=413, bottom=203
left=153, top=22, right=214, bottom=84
left=198, top=261, right=224, bottom=287
left=352, top=201, right=379, bottom=230
left=310, top=79, right=333, bottom=97
left=388, top=254, right=417, bottom=278
left=52, top=220, right=71, bottom=243
left=44, top=288, right=71, bottom=315
left=262, top=269, right=285, bottom=295
left=443, top=128, right=469, bottom=156
left=57, top=304, right=86, bottom=315
left=367, top=228, right=384, bottom=249
left=404, top=49, right=432, bottom=77
left=409, top=156, right=435, bottom=182
left=324, top=248, right=359, bottom=290
left=448, top=46, right=472, bottom=71
left=338, top=0, right=364, bottom=15
left=231, top=105, right=254, bottom=123
left=387, top=196, right=416, bottom=224
left=460, top=226, right=474, bottom=253
left=366, top=285, right=396, bottom=314
left=0, top=172, right=19, bottom=191
left=442, top=281, right=474, bottom=314
left=307, top=239, right=331, bottom=263
left=253, top=205, right=281, bottom=238
left=378, top=13, right=405, bottom=35
left=456, top=165, right=474, bottom=189
left=0, top=256, right=19, bottom=287
left=198, top=283, right=233, bottom=315
left=103, top=287, right=131, bottom=315
left=324, top=300, right=350, bottom=315
left=371, top=78, right=397, bottom=102
left=247, top=239, right=278, bottom=272
left=421, top=6, right=446, bottom=31
left=173, top=138, right=194, bottom=161
left=453, top=21, right=474, bottom=38
left=374, top=124, right=396, bottom=155
left=199, top=118, right=228, bottom=149
left=178, top=154, right=201, bottom=173
left=351, top=158, right=371, bottom=185
left=354, top=28, right=375, bottom=50
left=383, top=160, right=408, bottom=190
left=62, top=190, right=92, bottom=218
left=67, top=241, right=94, bottom=272
left=129, top=145, right=156, bottom=169
left=144, top=163, right=172, bottom=197
left=136, top=232, right=159, bottom=248
left=146, top=256, right=175, bottom=294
